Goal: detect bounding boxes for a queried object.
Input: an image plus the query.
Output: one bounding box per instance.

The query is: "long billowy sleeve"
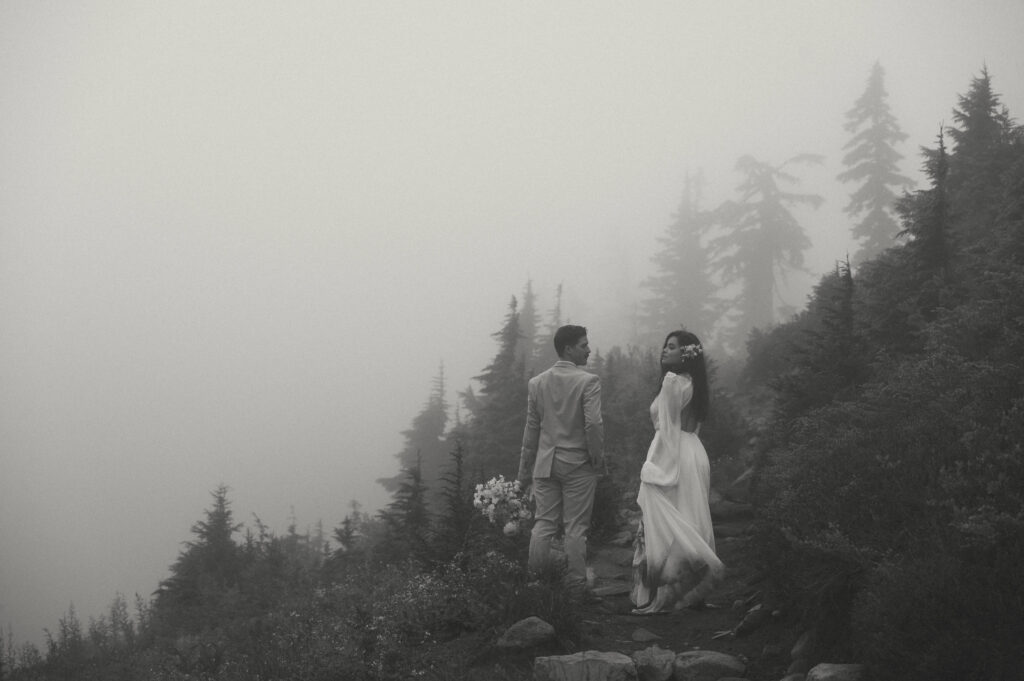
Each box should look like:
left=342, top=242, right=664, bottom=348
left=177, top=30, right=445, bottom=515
left=659, top=372, right=692, bottom=433
left=640, top=373, right=692, bottom=486
left=518, top=381, right=540, bottom=482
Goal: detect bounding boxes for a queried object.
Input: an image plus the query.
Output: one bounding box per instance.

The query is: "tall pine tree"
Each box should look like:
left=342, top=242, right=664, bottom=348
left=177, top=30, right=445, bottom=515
left=154, top=485, right=243, bottom=633
left=516, top=280, right=543, bottom=376
left=639, top=171, right=718, bottom=344
left=897, top=129, right=951, bottom=282
left=433, top=438, right=475, bottom=561
left=711, top=154, right=823, bottom=353
left=772, top=258, right=865, bottom=423
left=377, top=455, right=432, bottom=565
left=378, top=363, right=450, bottom=512
left=946, top=65, right=1019, bottom=240
left=838, top=62, right=912, bottom=264
left=534, top=283, right=563, bottom=369
left=461, top=296, right=528, bottom=479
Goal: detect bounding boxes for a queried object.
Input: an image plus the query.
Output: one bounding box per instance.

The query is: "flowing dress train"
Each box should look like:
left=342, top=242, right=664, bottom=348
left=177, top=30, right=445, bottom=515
left=631, top=372, right=724, bottom=614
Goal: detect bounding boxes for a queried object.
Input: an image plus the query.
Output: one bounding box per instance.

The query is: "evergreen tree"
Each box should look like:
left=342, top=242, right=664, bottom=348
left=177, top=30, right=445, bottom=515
left=239, top=515, right=285, bottom=609
left=154, top=485, right=243, bottom=632
left=897, top=129, right=951, bottom=283
left=187, top=484, right=243, bottom=589
left=43, top=604, right=84, bottom=675
left=772, top=258, right=866, bottom=423
left=594, top=345, right=659, bottom=492
left=433, top=438, right=475, bottom=560
left=378, top=363, right=450, bottom=512
left=332, top=500, right=363, bottom=553
left=711, top=154, right=823, bottom=352
left=324, top=500, right=370, bottom=577
left=516, top=280, right=543, bottom=375
left=946, top=65, right=1019, bottom=237
left=838, top=62, right=912, bottom=264
left=639, top=171, right=719, bottom=344
left=745, top=76, right=1024, bottom=675
left=377, top=455, right=432, bottom=564
left=535, top=283, right=563, bottom=369
left=104, top=592, right=135, bottom=653
left=461, top=296, right=528, bottom=478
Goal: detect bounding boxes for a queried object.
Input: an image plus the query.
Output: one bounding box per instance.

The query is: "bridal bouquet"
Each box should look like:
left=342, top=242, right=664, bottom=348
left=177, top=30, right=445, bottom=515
left=473, top=475, right=533, bottom=536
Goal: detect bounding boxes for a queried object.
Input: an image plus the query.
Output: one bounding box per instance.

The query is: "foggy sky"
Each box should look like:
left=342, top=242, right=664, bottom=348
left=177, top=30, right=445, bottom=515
left=2, top=1, right=1023, bottom=647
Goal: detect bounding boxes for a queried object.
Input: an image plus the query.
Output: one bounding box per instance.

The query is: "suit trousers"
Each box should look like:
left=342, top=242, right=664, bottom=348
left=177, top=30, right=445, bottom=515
left=528, top=453, right=599, bottom=586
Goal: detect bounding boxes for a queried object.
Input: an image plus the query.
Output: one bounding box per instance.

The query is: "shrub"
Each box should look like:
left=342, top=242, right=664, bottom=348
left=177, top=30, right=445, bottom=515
left=850, top=531, right=1024, bottom=681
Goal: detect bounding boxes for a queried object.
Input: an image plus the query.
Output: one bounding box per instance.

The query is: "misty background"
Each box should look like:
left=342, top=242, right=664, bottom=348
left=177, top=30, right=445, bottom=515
left=2, top=0, right=1022, bottom=647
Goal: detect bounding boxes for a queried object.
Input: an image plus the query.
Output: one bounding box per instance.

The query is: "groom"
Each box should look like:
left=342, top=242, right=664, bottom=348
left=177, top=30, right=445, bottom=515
left=518, top=324, right=604, bottom=589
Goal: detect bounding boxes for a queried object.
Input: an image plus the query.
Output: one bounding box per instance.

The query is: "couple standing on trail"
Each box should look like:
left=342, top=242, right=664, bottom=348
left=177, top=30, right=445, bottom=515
left=516, top=324, right=723, bottom=615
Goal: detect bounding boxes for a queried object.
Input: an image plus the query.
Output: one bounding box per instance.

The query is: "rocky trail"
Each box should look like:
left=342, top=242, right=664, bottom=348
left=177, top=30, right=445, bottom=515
left=466, top=494, right=870, bottom=681
left=566, top=507, right=805, bottom=681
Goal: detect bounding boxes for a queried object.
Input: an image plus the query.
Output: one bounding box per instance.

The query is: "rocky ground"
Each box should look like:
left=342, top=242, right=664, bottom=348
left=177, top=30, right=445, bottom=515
left=465, top=500, right=808, bottom=681
left=576, top=514, right=801, bottom=681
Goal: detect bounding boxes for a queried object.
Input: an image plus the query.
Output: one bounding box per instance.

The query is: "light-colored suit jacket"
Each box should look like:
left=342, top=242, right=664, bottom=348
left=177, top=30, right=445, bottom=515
left=518, top=360, right=604, bottom=480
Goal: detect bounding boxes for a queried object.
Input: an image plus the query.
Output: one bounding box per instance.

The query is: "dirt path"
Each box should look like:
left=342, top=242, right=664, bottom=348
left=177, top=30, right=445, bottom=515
left=578, top=518, right=800, bottom=681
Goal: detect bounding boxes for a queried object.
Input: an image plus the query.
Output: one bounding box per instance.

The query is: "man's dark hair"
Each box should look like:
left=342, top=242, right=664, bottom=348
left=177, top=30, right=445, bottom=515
left=553, top=325, right=588, bottom=357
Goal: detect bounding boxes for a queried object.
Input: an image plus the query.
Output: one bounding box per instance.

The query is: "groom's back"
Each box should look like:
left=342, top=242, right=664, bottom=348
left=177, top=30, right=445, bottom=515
left=530, top=362, right=595, bottom=448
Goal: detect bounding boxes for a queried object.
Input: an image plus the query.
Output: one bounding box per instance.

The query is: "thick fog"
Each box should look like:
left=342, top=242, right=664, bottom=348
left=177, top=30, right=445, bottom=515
left=2, top=1, right=1022, bottom=647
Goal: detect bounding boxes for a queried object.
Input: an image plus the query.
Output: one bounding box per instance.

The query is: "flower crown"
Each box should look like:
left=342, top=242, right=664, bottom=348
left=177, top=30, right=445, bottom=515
left=680, top=343, right=702, bottom=361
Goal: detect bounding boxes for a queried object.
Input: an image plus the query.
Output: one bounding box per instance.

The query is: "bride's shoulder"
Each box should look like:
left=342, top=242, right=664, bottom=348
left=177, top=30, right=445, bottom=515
left=663, top=371, right=692, bottom=383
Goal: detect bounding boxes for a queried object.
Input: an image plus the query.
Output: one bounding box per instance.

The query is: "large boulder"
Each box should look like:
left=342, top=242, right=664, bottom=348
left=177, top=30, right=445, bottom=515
left=497, top=616, right=555, bottom=649
left=672, top=650, right=746, bottom=681
left=534, top=650, right=637, bottom=681
left=631, top=645, right=675, bottom=681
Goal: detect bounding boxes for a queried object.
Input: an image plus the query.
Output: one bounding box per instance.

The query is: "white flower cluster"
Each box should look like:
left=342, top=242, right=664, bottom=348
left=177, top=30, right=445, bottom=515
left=473, top=475, right=533, bottom=536
left=681, top=343, right=702, bottom=360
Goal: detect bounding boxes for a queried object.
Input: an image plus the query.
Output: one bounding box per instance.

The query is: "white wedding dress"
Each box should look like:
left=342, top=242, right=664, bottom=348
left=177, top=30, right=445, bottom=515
left=630, top=372, right=724, bottom=614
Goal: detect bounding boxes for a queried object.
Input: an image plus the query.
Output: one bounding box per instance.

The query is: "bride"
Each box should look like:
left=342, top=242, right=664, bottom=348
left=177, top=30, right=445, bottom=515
left=631, top=330, right=724, bottom=614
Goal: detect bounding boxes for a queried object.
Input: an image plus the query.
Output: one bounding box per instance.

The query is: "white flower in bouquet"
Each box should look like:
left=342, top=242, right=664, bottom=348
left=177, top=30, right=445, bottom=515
left=474, top=475, right=532, bottom=536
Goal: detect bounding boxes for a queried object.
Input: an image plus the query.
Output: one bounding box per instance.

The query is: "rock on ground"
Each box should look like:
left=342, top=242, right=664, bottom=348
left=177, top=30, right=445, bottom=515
left=498, top=616, right=556, bottom=649
left=806, top=663, right=866, bottom=681
left=672, top=650, right=747, bottom=681
left=534, top=650, right=637, bottom=681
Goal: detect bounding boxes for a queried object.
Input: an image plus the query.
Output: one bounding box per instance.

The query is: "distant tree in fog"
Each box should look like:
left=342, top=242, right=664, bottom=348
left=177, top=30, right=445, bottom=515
left=335, top=500, right=367, bottom=551
left=534, top=282, right=563, bottom=369
left=516, top=280, right=543, bottom=375
left=639, top=171, right=718, bottom=345
left=711, top=154, right=823, bottom=352
left=377, top=363, right=449, bottom=512
left=838, top=61, right=912, bottom=264
left=42, top=604, right=85, bottom=676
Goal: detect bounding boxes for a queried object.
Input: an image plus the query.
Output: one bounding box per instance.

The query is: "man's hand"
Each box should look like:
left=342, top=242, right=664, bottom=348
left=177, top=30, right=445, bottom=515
left=517, top=478, right=533, bottom=500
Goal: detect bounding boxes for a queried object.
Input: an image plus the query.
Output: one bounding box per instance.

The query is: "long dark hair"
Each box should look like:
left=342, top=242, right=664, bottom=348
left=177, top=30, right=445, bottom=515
left=661, top=330, right=709, bottom=423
